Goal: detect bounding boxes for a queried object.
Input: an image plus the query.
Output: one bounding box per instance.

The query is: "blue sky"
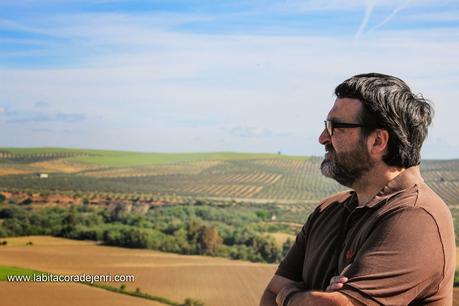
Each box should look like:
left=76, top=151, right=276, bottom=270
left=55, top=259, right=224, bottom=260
left=0, top=0, right=458, bottom=158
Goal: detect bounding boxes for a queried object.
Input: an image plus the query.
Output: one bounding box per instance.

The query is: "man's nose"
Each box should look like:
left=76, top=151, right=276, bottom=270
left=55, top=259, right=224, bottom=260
left=319, top=128, right=330, bottom=145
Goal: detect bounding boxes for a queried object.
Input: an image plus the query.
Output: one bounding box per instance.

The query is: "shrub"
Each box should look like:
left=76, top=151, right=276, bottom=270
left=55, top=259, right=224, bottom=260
left=183, top=298, right=205, bottom=306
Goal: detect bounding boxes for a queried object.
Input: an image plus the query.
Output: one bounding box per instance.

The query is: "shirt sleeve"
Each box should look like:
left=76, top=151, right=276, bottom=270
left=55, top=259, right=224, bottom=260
left=339, top=207, right=446, bottom=305
left=275, top=209, right=318, bottom=282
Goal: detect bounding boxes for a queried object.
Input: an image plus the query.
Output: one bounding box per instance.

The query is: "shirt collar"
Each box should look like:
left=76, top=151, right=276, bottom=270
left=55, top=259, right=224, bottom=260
left=343, top=192, right=358, bottom=212
left=359, top=166, right=424, bottom=209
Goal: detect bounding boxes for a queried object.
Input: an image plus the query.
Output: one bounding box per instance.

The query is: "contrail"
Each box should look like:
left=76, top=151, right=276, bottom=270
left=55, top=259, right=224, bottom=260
left=369, top=0, right=413, bottom=32
left=354, top=0, right=377, bottom=41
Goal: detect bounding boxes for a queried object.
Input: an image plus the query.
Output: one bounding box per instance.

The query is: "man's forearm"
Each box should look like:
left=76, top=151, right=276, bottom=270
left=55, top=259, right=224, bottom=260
left=261, top=286, right=358, bottom=306
left=260, top=275, right=305, bottom=306
left=287, top=291, right=358, bottom=306
left=259, top=288, right=278, bottom=306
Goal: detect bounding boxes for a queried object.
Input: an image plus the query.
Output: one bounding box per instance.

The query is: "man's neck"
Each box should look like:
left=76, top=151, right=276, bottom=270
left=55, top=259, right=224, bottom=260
left=352, top=163, right=405, bottom=207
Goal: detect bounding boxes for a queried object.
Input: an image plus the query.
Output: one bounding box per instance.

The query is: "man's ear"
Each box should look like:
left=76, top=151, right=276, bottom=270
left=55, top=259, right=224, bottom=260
left=369, top=129, right=389, bottom=156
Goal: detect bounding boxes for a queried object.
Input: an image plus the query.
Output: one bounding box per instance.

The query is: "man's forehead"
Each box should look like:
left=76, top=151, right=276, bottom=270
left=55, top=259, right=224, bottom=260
left=327, top=98, right=362, bottom=121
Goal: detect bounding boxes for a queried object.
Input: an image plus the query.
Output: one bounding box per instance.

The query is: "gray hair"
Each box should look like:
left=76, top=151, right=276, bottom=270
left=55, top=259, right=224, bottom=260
left=335, top=73, right=433, bottom=168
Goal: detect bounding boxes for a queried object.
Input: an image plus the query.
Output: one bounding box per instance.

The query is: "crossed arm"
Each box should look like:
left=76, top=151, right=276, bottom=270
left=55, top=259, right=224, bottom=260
left=259, top=275, right=363, bottom=306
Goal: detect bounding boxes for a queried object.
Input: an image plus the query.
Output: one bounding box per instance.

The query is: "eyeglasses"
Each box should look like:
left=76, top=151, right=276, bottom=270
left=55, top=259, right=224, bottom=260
left=324, top=120, right=366, bottom=136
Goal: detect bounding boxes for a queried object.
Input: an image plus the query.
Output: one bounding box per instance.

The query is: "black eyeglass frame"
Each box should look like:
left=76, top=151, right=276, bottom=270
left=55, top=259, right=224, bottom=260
left=324, top=120, right=367, bottom=136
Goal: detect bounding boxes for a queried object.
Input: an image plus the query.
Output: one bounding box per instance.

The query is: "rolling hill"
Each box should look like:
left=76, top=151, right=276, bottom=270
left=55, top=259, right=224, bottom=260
left=0, top=147, right=458, bottom=207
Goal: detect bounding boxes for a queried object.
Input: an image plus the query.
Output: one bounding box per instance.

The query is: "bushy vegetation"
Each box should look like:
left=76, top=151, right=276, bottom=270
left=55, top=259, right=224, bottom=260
left=0, top=203, right=296, bottom=263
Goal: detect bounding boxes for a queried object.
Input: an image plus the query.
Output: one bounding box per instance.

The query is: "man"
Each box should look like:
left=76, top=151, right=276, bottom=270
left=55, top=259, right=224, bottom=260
left=260, top=73, right=455, bottom=306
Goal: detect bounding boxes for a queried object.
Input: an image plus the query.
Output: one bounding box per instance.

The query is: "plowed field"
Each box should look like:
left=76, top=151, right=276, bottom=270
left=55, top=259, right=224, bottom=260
left=1, top=236, right=458, bottom=305
left=0, top=282, right=164, bottom=306
left=0, top=236, right=276, bottom=306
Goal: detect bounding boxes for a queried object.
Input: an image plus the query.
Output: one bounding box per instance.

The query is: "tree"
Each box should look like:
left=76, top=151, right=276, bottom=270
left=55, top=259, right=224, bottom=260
left=246, top=235, right=281, bottom=263
left=124, top=228, right=155, bottom=249
left=0, top=225, right=8, bottom=238
left=199, top=226, right=222, bottom=255
left=59, top=209, right=78, bottom=237
left=186, top=219, right=203, bottom=242
left=104, top=227, right=123, bottom=245
left=183, top=298, right=205, bottom=306
left=110, top=203, right=130, bottom=222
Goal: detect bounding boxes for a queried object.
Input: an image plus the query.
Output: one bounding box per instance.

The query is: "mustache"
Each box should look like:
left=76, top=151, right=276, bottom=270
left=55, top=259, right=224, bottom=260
left=325, top=144, right=334, bottom=152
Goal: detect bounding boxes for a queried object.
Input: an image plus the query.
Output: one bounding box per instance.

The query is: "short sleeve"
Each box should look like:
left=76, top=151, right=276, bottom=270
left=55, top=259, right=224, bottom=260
left=275, top=209, right=318, bottom=282
left=339, top=208, right=445, bottom=305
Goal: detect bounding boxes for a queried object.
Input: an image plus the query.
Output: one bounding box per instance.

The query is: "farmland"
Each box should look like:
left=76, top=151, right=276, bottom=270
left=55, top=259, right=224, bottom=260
left=1, top=147, right=457, bottom=208
left=0, top=283, right=166, bottom=306
left=1, top=147, right=459, bottom=254
left=1, top=147, right=458, bottom=233
left=0, top=236, right=276, bottom=306
left=0, top=148, right=340, bottom=204
left=1, top=148, right=459, bottom=305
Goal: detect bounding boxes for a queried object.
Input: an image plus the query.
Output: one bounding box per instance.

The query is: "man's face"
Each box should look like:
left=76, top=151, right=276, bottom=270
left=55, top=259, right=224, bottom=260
left=319, top=98, right=374, bottom=188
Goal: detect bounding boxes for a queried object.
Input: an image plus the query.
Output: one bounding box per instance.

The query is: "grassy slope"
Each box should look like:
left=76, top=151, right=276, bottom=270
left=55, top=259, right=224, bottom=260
left=0, top=147, right=90, bottom=154
left=75, top=152, right=306, bottom=167
left=0, top=147, right=307, bottom=167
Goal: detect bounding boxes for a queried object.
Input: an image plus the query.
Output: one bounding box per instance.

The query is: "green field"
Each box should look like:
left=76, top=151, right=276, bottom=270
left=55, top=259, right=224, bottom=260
left=0, top=265, right=43, bottom=281
left=75, top=152, right=305, bottom=167
left=0, top=147, right=304, bottom=167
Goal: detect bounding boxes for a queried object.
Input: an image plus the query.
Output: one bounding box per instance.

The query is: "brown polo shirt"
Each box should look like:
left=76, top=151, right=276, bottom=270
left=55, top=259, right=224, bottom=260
left=276, top=166, right=455, bottom=305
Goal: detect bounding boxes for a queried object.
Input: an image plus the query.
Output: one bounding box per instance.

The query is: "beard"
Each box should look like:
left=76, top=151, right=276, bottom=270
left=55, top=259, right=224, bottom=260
left=320, top=138, right=374, bottom=188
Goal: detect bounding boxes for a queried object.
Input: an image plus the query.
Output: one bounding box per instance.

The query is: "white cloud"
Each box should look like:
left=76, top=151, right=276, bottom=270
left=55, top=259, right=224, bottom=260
left=0, top=3, right=458, bottom=157
left=274, top=0, right=446, bottom=13
left=1, top=28, right=458, bottom=155
left=403, top=11, right=459, bottom=22
left=354, top=0, right=377, bottom=40
left=368, top=0, right=413, bottom=32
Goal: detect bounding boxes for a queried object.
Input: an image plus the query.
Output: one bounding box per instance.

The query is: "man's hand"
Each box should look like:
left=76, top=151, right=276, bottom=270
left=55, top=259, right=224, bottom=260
left=326, top=275, right=348, bottom=291
left=285, top=289, right=362, bottom=306
left=326, top=264, right=351, bottom=292
left=260, top=275, right=362, bottom=306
